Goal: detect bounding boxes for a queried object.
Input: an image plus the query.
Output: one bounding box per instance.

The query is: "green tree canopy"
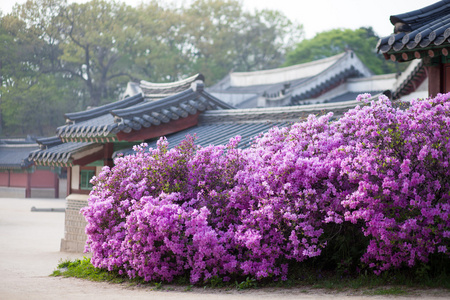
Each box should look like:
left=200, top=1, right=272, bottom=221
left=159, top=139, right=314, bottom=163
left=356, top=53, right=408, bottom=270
left=0, top=0, right=303, bottom=136
left=284, top=27, right=402, bottom=75
left=182, top=0, right=303, bottom=84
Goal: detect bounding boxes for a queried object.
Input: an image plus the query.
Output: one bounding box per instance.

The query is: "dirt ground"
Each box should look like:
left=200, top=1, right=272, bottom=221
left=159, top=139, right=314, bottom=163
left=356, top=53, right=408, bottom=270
left=0, top=197, right=448, bottom=300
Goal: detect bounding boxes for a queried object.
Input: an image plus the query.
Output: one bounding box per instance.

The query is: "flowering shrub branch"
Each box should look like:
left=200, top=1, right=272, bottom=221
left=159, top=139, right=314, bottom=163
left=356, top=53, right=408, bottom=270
left=82, top=93, right=450, bottom=283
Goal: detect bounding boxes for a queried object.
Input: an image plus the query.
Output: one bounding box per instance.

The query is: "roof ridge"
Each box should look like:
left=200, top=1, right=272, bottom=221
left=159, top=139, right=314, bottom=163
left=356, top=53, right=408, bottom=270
left=140, top=74, right=204, bottom=90
left=65, top=93, right=144, bottom=122
left=231, top=52, right=347, bottom=77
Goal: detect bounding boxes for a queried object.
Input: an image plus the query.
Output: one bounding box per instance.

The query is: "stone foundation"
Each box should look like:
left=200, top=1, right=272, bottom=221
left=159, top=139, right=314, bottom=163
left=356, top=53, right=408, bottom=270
left=60, top=194, right=88, bottom=252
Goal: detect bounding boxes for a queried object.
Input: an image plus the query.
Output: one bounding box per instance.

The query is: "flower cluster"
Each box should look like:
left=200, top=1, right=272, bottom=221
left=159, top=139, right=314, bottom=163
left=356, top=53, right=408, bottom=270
left=82, top=93, right=450, bottom=283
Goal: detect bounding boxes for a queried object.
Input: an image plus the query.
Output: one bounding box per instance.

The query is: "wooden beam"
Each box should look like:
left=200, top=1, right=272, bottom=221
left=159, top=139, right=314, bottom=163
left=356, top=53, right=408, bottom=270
left=72, top=148, right=104, bottom=166
left=401, top=52, right=411, bottom=61
left=414, top=51, right=424, bottom=59
left=428, top=49, right=436, bottom=58
left=390, top=54, right=397, bottom=62
left=442, top=48, right=449, bottom=57
left=116, top=113, right=200, bottom=142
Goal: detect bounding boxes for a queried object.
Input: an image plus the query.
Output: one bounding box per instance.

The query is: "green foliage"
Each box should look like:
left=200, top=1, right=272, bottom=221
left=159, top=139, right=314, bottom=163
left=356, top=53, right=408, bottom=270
left=0, top=0, right=303, bottom=136
left=284, top=27, right=404, bottom=75
left=235, top=277, right=258, bottom=289
left=364, top=287, right=407, bottom=296
left=182, top=0, right=303, bottom=84
left=53, top=257, right=450, bottom=293
left=1, top=75, right=68, bottom=136
left=52, top=257, right=126, bottom=283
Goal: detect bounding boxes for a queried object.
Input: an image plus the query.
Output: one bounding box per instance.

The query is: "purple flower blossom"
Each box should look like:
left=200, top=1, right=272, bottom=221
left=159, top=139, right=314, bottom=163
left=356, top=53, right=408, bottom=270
left=82, top=93, right=450, bottom=283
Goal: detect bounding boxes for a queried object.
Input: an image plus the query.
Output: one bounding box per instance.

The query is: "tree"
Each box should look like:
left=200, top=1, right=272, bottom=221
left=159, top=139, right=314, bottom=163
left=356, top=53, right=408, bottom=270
left=130, top=1, right=188, bottom=83
left=182, top=0, right=303, bottom=84
left=284, top=27, right=402, bottom=75
left=0, top=8, right=82, bottom=136
left=0, top=11, right=64, bottom=136
left=232, top=9, right=303, bottom=72
left=0, top=0, right=305, bottom=136
left=57, top=0, right=141, bottom=106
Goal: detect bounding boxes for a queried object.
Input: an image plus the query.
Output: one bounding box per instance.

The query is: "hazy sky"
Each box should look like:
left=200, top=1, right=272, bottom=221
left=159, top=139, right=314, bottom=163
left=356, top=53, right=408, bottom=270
left=1, top=0, right=439, bottom=38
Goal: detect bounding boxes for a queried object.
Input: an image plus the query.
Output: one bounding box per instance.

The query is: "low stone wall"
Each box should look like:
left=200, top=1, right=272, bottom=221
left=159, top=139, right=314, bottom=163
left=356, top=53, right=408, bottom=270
left=60, top=194, right=88, bottom=253
left=0, top=187, right=26, bottom=198
left=0, top=178, right=67, bottom=199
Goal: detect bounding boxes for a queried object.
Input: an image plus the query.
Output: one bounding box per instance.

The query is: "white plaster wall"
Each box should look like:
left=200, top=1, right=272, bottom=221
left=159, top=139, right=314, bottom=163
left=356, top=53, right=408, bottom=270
left=210, top=92, right=257, bottom=106
left=71, top=165, right=80, bottom=191
left=346, top=74, right=397, bottom=92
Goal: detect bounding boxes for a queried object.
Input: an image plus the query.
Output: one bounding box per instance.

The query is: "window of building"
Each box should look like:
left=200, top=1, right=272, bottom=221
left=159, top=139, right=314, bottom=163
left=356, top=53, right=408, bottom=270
left=79, top=168, right=95, bottom=190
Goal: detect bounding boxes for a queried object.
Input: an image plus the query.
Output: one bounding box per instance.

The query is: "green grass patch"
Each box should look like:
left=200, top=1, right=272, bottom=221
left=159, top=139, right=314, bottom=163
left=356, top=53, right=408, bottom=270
left=51, top=257, right=128, bottom=284
left=51, top=257, right=450, bottom=294
left=363, top=287, right=407, bottom=296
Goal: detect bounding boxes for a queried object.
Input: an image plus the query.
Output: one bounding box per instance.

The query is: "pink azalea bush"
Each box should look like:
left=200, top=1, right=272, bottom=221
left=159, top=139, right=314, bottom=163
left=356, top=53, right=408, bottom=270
left=82, top=93, right=450, bottom=283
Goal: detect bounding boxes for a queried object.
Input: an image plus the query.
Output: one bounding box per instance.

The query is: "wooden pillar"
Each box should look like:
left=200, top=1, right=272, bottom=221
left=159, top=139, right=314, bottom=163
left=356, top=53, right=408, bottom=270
left=54, top=171, right=59, bottom=199
left=103, top=143, right=114, bottom=168
left=426, top=65, right=442, bottom=98
left=67, top=166, right=72, bottom=196
left=443, top=64, right=450, bottom=94
left=25, top=171, right=31, bottom=198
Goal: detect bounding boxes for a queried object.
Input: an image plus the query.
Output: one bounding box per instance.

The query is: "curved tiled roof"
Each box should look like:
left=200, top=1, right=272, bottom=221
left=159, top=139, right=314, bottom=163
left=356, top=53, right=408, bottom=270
left=113, top=97, right=378, bottom=159
left=57, top=114, right=119, bottom=143
left=114, top=122, right=288, bottom=158
left=0, top=142, right=37, bottom=169
left=29, top=141, right=97, bottom=167
left=291, top=65, right=367, bottom=104
left=377, top=0, right=450, bottom=61
left=30, top=75, right=236, bottom=166
left=65, top=93, right=144, bottom=123
left=140, top=74, right=205, bottom=99
left=209, top=51, right=373, bottom=107
left=112, top=85, right=233, bottom=133
left=200, top=99, right=367, bottom=124
left=123, top=74, right=206, bottom=100
left=36, top=136, right=63, bottom=149
left=55, top=80, right=233, bottom=142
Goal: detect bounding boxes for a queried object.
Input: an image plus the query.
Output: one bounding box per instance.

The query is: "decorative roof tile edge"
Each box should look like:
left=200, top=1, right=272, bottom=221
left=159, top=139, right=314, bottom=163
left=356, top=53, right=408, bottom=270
left=390, top=0, right=450, bottom=28
left=29, top=142, right=99, bottom=167
left=376, top=0, right=450, bottom=60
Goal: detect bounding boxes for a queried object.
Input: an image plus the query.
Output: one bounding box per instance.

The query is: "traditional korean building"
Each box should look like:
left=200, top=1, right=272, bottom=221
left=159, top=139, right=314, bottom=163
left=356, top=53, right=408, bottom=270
left=377, top=0, right=450, bottom=97
left=27, top=43, right=431, bottom=252
left=207, top=50, right=427, bottom=108
left=0, top=137, right=63, bottom=198
left=29, top=74, right=234, bottom=252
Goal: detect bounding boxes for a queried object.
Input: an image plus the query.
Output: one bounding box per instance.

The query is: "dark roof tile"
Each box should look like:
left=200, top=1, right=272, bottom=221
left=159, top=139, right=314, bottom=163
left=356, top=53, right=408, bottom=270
left=378, top=0, right=450, bottom=57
